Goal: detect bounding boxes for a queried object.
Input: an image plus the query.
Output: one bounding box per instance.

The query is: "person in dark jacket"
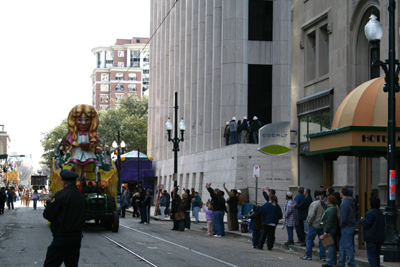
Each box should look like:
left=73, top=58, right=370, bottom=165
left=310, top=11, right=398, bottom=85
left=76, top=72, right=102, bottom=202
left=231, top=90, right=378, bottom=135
left=81, top=181, right=96, bottom=197
left=256, top=195, right=283, bottom=250
left=131, top=192, right=140, bottom=217
left=360, top=197, right=385, bottom=267
left=339, top=187, right=357, bottom=267
left=171, top=188, right=184, bottom=231
left=248, top=205, right=262, bottom=248
left=0, top=187, right=6, bottom=214
left=321, top=195, right=339, bottom=267
left=137, top=188, right=146, bottom=224
left=206, top=183, right=227, bottom=237
left=143, top=190, right=152, bottom=224
left=226, top=189, right=239, bottom=230
left=43, top=170, right=87, bottom=267
left=164, top=190, right=171, bottom=216
left=293, top=186, right=305, bottom=242
left=292, top=187, right=312, bottom=243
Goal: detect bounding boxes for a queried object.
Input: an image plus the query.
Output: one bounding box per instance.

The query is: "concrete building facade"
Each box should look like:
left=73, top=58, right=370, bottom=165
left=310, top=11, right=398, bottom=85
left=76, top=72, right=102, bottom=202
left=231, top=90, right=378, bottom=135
left=91, top=38, right=150, bottom=111
left=290, top=0, right=399, bottom=207
left=148, top=0, right=293, bottom=203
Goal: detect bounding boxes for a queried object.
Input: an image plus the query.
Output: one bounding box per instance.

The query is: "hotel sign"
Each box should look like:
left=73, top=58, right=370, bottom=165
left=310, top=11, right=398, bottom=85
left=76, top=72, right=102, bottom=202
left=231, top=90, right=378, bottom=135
left=258, top=121, right=291, bottom=155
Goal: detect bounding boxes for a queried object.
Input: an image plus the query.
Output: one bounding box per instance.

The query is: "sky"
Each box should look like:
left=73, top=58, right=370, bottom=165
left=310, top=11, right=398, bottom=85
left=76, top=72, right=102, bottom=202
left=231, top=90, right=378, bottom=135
left=0, top=0, right=151, bottom=169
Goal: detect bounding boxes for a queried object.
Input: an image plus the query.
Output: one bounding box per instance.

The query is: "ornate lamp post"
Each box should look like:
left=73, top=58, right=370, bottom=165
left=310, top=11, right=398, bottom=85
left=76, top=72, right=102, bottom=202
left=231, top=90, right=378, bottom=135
left=365, top=5, right=400, bottom=261
left=166, top=92, right=186, bottom=189
left=112, top=131, right=126, bottom=193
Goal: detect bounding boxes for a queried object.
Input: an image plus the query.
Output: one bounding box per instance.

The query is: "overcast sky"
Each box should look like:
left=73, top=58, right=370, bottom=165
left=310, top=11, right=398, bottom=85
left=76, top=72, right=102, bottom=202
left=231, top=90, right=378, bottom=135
left=0, top=0, right=150, bottom=168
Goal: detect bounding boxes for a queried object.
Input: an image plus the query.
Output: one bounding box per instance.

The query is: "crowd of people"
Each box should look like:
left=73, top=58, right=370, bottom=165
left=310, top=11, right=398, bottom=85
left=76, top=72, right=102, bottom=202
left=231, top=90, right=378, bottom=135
left=223, top=116, right=262, bottom=145
left=279, top=186, right=385, bottom=267
left=0, top=186, right=48, bottom=213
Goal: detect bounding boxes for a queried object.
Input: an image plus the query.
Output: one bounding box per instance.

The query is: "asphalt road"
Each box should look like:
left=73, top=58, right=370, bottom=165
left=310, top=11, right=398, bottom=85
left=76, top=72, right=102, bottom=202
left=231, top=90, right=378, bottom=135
left=0, top=203, right=326, bottom=267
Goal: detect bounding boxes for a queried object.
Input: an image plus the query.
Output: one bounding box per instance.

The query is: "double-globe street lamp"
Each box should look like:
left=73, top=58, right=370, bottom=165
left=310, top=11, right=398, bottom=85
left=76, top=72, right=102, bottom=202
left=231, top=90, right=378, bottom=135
left=112, top=131, right=126, bottom=193
left=166, top=92, right=186, bottom=189
left=365, top=3, right=400, bottom=261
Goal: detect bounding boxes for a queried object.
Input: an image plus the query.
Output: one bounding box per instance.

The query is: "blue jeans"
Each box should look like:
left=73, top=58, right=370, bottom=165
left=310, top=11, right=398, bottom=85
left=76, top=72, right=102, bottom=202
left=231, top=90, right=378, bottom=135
left=193, top=206, right=199, bottom=222
left=139, top=207, right=146, bottom=223
left=304, top=220, right=309, bottom=240
left=237, top=205, right=243, bottom=219
left=253, top=131, right=258, bottom=143
left=33, top=199, right=38, bottom=210
left=295, top=221, right=305, bottom=241
left=287, top=226, right=294, bottom=242
left=237, top=132, right=242, bottom=143
left=225, top=135, right=230, bottom=146
left=339, top=226, right=356, bottom=267
left=327, top=229, right=337, bottom=266
left=366, top=241, right=382, bottom=267
left=305, top=225, right=326, bottom=259
left=230, top=131, right=237, bottom=144
left=213, top=211, right=224, bottom=236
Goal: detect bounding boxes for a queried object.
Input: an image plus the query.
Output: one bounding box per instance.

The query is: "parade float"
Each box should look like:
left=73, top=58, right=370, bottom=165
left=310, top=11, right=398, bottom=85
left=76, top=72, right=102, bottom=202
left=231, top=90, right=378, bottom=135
left=50, top=104, right=119, bottom=232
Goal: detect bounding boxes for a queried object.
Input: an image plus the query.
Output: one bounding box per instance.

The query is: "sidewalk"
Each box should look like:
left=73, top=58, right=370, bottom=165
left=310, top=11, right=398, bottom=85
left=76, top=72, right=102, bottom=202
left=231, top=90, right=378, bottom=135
left=127, top=206, right=398, bottom=267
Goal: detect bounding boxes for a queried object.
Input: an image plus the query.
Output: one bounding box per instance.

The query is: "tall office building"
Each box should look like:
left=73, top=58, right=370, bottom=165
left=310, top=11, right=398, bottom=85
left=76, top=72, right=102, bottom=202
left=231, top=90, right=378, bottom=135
left=91, top=38, right=150, bottom=111
left=148, top=0, right=292, bottom=202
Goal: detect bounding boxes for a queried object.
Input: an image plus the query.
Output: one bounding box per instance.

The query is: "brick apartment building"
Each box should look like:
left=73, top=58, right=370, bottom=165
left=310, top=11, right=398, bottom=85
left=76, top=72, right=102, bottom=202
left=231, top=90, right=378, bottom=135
left=91, top=37, right=150, bottom=111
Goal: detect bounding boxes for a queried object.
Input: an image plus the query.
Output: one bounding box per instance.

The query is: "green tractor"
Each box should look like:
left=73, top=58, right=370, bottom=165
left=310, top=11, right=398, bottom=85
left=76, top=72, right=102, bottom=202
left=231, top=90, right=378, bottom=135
left=83, top=170, right=119, bottom=232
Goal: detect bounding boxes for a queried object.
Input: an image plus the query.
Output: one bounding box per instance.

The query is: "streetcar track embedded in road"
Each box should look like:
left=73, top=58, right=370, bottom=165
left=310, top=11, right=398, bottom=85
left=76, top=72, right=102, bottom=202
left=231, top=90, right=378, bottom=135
left=99, top=233, right=160, bottom=267
left=120, top=223, right=239, bottom=267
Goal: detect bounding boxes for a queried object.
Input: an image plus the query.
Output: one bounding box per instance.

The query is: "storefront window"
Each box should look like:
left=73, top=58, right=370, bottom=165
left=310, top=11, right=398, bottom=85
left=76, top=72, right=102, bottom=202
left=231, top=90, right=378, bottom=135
left=300, top=117, right=308, bottom=143
left=321, top=111, right=331, bottom=130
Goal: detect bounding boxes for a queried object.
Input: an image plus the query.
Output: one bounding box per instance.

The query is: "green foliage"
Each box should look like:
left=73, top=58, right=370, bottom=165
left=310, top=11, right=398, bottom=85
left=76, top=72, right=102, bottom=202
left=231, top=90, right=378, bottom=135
left=97, top=95, right=148, bottom=153
left=40, top=119, right=68, bottom=165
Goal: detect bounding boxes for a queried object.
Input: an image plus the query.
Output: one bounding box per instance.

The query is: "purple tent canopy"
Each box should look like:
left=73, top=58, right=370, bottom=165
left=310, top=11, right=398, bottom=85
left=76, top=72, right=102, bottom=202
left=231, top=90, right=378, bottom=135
left=120, top=150, right=154, bottom=187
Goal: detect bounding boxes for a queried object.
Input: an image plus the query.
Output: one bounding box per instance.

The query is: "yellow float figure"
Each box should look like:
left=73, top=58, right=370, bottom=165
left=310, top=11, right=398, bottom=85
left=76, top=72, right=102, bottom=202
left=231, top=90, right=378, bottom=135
left=50, top=104, right=118, bottom=202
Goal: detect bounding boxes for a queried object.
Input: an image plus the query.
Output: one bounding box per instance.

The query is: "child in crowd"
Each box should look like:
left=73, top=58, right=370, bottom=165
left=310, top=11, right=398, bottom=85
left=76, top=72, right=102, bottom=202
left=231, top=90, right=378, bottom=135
left=203, top=202, right=213, bottom=236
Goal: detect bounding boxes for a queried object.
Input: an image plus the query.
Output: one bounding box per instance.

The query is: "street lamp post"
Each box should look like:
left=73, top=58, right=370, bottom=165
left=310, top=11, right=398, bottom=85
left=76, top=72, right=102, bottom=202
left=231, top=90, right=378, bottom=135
left=112, top=131, right=126, bottom=193
left=166, top=92, right=186, bottom=189
left=365, top=4, right=400, bottom=261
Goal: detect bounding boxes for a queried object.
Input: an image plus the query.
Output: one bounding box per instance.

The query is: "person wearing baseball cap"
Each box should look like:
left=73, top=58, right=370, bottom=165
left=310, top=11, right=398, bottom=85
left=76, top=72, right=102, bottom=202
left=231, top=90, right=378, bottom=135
left=283, top=191, right=298, bottom=246
left=43, top=170, right=87, bottom=267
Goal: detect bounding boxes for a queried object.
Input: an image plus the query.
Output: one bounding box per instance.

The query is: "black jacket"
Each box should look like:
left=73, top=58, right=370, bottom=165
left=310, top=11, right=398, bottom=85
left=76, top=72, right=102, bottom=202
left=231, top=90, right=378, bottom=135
left=295, top=194, right=312, bottom=220
left=0, top=191, right=6, bottom=203
left=207, top=187, right=227, bottom=212
left=360, top=208, right=385, bottom=243
left=43, top=184, right=87, bottom=236
left=227, top=195, right=239, bottom=213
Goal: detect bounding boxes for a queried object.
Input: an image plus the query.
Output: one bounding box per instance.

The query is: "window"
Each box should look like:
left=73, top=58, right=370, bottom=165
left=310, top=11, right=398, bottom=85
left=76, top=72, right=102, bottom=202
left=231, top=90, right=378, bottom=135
left=100, top=94, right=109, bottom=103
left=115, top=94, right=124, bottom=101
left=118, top=51, right=124, bottom=57
left=143, top=75, right=149, bottom=82
left=101, top=73, right=109, bottom=81
left=115, top=72, right=124, bottom=80
left=97, top=53, right=102, bottom=68
left=128, top=84, right=137, bottom=91
left=143, top=85, right=149, bottom=92
left=100, top=84, right=109, bottom=92
left=143, top=69, right=149, bottom=74
left=106, top=51, right=114, bottom=68
left=100, top=105, right=109, bottom=111
left=130, top=50, right=140, bottom=68
left=115, top=84, right=124, bottom=91
left=128, top=73, right=137, bottom=81
left=299, top=111, right=331, bottom=143
left=118, top=62, right=124, bottom=67
left=143, top=50, right=149, bottom=62
left=248, top=0, right=273, bottom=41
left=302, top=12, right=330, bottom=82
left=136, top=39, right=140, bottom=43
left=248, top=64, right=272, bottom=127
